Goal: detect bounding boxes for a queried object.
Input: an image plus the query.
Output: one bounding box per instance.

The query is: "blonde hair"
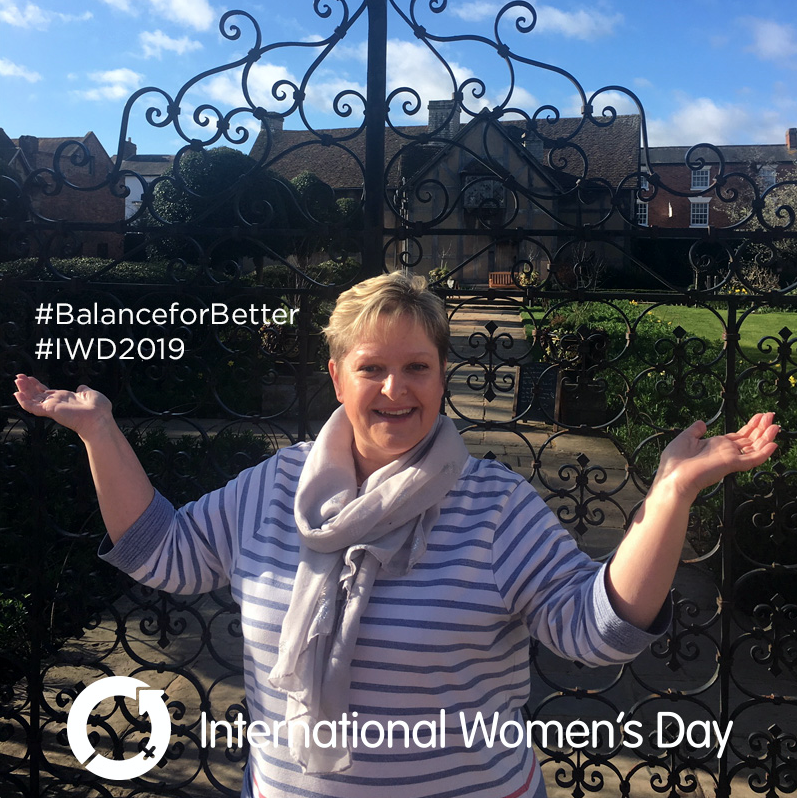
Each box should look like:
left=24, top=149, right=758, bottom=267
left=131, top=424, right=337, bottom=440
left=324, top=272, right=449, bottom=364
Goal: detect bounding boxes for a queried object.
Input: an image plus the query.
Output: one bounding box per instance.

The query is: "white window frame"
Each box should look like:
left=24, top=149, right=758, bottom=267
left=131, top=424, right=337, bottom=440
left=689, top=197, right=710, bottom=228
left=690, top=167, right=711, bottom=191
left=636, top=200, right=649, bottom=226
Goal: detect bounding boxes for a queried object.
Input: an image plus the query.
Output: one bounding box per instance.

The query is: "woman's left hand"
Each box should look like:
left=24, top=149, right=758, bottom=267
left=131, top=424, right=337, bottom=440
left=654, top=412, right=779, bottom=501
left=608, top=412, right=779, bottom=629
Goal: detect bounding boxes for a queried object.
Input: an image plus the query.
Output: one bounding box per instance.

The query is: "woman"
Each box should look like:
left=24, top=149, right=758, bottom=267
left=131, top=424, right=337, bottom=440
left=14, top=272, right=778, bottom=798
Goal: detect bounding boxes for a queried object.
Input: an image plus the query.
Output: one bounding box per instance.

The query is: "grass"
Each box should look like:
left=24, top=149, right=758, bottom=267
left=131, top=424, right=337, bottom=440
left=644, top=305, right=797, bottom=364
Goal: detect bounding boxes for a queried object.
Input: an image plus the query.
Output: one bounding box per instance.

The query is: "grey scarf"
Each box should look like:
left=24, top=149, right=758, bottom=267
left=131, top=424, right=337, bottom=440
left=268, top=405, right=468, bottom=774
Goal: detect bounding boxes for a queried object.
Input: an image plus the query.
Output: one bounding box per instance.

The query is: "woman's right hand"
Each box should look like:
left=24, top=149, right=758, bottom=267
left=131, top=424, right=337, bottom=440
left=13, top=374, right=114, bottom=441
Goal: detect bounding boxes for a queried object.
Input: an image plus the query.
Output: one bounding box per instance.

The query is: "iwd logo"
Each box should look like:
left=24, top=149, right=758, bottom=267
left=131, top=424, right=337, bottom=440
left=67, top=676, right=172, bottom=780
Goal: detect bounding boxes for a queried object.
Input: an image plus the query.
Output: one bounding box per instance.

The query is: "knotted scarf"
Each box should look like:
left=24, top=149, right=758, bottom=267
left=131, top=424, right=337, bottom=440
left=268, top=405, right=469, bottom=774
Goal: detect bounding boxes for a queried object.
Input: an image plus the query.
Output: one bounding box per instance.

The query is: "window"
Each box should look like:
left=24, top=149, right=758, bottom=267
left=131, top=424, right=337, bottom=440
left=689, top=197, right=710, bottom=227
left=690, top=168, right=711, bottom=190
left=636, top=200, right=648, bottom=226
left=462, top=175, right=505, bottom=210
left=760, top=167, right=777, bottom=189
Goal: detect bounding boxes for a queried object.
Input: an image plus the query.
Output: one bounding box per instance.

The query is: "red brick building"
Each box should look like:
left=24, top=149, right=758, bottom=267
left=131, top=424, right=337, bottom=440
left=0, top=129, right=126, bottom=259
left=638, top=129, right=797, bottom=231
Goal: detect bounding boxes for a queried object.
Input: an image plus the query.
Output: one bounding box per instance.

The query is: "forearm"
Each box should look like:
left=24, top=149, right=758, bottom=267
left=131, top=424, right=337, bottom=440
left=81, top=418, right=155, bottom=543
left=606, top=475, right=695, bottom=630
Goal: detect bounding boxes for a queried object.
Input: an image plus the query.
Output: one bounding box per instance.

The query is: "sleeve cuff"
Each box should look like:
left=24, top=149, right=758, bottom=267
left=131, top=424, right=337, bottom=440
left=593, top=562, right=673, bottom=655
left=97, top=490, right=174, bottom=574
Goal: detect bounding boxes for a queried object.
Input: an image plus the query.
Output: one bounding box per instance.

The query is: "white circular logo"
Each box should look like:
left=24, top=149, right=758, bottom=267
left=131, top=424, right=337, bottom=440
left=66, top=676, right=172, bottom=780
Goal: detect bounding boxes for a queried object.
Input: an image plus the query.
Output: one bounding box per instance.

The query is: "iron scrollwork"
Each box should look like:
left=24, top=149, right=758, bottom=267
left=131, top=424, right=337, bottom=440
left=2, top=2, right=797, bottom=796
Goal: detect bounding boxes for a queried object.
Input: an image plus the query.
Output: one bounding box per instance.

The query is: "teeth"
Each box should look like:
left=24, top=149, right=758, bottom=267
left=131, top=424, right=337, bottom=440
left=377, top=408, right=413, bottom=416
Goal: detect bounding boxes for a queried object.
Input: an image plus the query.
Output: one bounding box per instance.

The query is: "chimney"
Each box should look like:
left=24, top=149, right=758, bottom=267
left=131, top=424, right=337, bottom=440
left=121, top=137, right=137, bottom=160
left=523, top=129, right=544, bottom=162
left=18, top=135, right=38, bottom=158
left=427, top=98, right=459, bottom=140
left=263, top=112, right=284, bottom=138
left=787, top=127, right=797, bottom=151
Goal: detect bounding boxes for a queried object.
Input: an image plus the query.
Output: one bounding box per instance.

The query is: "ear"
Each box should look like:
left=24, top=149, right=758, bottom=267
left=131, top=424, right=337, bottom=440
left=328, top=359, right=344, bottom=403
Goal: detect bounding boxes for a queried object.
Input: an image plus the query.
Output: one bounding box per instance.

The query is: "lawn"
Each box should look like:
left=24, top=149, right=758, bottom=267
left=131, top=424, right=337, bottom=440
left=644, top=304, right=797, bottom=364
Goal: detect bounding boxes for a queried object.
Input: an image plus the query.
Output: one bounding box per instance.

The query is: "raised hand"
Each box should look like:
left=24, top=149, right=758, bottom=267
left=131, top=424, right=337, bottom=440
left=13, top=374, right=114, bottom=441
left=655, top=413, right=779, bottom=501
left=13, top=374, right=153, bottom=540
left=608, top=412, right=778, bottom=630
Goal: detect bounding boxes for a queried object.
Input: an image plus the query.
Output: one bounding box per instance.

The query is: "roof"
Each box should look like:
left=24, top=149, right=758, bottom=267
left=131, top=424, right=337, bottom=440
left=250, top=113, right=643, bottom=191
left=647, top=143, right=795, bottom=166
left=0, top=128, right=17, bottom=165
left=120, top=154, right=174, bottom=178
left=250, top=123, right=422, bottom=189
left=9, top=132, right=112, bottom=171
left=522, top=114, right=642, bottom=187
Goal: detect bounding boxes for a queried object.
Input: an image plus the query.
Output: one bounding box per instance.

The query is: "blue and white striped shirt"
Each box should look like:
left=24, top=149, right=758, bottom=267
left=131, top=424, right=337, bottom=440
left=100, top=443, right=668, bottom=798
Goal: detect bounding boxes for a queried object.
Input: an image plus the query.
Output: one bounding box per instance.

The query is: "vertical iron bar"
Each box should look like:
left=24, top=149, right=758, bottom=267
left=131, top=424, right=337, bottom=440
left=718, top=297, right=739, bottom=798
left=296, top=292, right=309, bottom=442
left=363, top=0, right=387, bottom=277
left=27, top=416, right=47, bottom=796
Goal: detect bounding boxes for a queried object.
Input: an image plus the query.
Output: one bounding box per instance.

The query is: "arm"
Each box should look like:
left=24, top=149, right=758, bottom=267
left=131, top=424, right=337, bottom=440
left=607, top=413, right=779, bottom=630
left=489, top=467, right=667, bottom=667
left=13, top=374, right=154, bottom=542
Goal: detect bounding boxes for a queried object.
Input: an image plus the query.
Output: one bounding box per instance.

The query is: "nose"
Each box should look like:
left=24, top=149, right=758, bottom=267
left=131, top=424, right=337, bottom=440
left=381, top=371, right=407, bottom=399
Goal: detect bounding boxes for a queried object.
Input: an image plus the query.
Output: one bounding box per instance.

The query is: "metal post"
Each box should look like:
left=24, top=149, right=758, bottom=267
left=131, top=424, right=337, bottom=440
left=718, top=297, right=739, bottom=798
left=363, top=0, right=387, bottom=277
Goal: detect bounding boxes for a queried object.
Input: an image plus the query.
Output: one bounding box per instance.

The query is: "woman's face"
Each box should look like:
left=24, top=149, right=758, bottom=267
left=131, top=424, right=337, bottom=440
left=329, top=315, right=445, bottom=480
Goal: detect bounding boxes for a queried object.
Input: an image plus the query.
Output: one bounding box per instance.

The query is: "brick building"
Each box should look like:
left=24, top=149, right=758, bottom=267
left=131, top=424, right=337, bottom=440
left=638, top=128, right=797, bottom=230
left=0, top=129, right=126, bottom=259
left=249, top=102, right=642, bottom=285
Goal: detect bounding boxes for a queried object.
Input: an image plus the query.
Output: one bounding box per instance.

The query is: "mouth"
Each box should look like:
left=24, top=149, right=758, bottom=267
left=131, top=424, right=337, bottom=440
left=373, top=407, right=416, bottom=418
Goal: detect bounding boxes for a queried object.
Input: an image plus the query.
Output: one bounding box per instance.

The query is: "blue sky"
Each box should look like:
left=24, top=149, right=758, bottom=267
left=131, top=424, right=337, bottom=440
left=1, top=0, right=796, bottom=158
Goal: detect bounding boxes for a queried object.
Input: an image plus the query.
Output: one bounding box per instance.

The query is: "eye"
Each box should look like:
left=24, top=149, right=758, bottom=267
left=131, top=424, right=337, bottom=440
left=409, top=362, right=430, bottom=371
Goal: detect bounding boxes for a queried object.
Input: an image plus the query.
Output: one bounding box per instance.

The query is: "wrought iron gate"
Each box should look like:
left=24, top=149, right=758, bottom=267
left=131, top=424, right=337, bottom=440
left=1, top=2, right=795, bottom=796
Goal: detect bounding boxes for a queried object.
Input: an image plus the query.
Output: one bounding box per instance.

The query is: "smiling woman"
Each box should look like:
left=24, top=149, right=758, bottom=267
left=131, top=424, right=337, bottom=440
left=329, top=318, right=446, bottom=480
left=325, top=276, right=448, bottom=480
left=12, top=272, right=779, bottom=798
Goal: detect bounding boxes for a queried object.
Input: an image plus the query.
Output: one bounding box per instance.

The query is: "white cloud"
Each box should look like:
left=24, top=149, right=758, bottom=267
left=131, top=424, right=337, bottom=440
left=168, top=99, right=259, bottom=143
left=450, top=2, right=622, bottom=40
left=647, top=95, right=788, bottom=147
left=202, top=62, right=368, bottom=124
left=563, top=89, right=640, bottom=119
left=148, top=0, right=216, bottom=31
left=0, top=1, right=90, bottom=27
left=744, top=18, right=797, bottom=64
left=450, top=1, right=498, bottom=22
left=0, top=1, right=49, bottom=27
left=504, top=86, right=540, bottom=115
left=535, top=4, right=623, bottom=40
left=386, top=40, right=472, bottom=119
left=75, top=67, right=144, bottom=101
left=140, top=29, right=202, bottom=59
left=99, top=0, right=135, bottom=11
left=205, top=65, right=294, bottom=112
left=57, top=9, right=91, bottom=23
left=0, top=56, right=41, bottom=81
left=328, top=41, right=368, bottom=63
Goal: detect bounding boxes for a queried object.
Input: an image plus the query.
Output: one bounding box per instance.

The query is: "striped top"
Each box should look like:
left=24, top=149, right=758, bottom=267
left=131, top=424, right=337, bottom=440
left=99, top=443, right=668, bottom=798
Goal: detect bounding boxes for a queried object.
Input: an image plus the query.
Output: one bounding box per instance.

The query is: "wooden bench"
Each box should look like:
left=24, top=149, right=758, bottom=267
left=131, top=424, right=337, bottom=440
left=488, top=271, right=513, bottom=289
